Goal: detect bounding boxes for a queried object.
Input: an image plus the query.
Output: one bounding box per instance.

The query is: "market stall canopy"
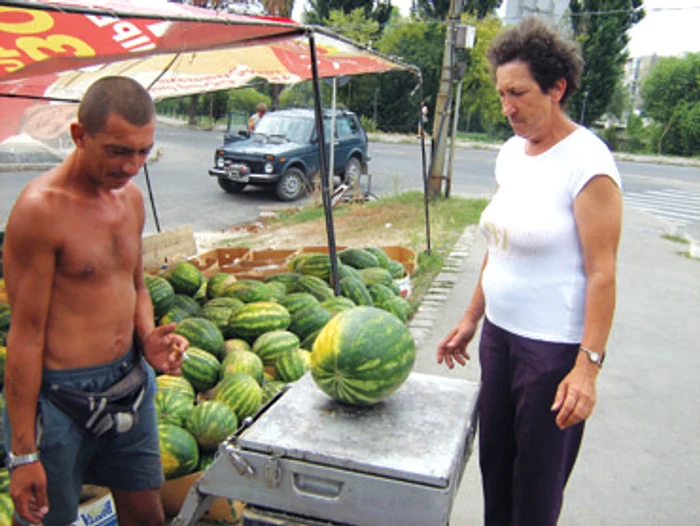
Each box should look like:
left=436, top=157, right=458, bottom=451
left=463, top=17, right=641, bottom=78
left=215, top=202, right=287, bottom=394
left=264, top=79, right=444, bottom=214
left=0, top=0, right=418, bottom=144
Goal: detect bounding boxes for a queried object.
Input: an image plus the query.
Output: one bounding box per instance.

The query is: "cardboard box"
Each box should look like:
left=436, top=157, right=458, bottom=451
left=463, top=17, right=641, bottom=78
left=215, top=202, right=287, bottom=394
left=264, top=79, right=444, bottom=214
left=297, top=245, right=348, bottom=255
left=142, top=225, right=198, bottom=272
left=244, top=248, right=297, bottom=264
left=160, top=471, right=245, bottom=523
left=188, top=247, right=251, bottom=277
left=71, top=486, right=117, bottom=526
left=381, top=245, right=418, bottom=277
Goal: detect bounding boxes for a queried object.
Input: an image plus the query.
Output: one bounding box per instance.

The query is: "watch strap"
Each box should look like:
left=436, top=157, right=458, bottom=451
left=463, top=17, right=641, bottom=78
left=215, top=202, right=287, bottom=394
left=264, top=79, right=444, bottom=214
left=9, top=451, right=40, bottom=468
left=579, top=347, right=604, bottom=367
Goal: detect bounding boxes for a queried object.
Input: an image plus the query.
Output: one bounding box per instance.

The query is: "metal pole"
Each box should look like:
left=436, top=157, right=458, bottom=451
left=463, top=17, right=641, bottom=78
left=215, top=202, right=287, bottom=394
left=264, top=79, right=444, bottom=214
left=308, top=31, right=340, bottom=296
left=446, top=79, right=463, bottom=199
left=419, top=93, right=432, bottom=255
left=329, top=77, right=337, bottom=193
left=143, top=164, right=161, bottom=233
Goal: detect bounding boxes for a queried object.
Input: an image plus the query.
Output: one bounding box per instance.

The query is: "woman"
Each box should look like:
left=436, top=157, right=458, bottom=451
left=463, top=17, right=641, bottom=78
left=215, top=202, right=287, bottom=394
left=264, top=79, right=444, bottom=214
left=436, top=16, right=622, bottom=526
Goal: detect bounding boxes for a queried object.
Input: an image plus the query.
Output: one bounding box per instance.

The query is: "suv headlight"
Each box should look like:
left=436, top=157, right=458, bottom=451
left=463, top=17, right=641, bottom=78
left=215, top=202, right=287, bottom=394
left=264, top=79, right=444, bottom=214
left=264, top=162, right=274, bottom=174
left=216, top=157, right=225, bottom=168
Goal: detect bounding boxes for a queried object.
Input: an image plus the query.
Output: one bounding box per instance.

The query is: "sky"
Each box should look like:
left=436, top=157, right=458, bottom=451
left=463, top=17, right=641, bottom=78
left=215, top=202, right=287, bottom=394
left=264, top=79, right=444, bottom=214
left=293, top=0, right=700, bottom=59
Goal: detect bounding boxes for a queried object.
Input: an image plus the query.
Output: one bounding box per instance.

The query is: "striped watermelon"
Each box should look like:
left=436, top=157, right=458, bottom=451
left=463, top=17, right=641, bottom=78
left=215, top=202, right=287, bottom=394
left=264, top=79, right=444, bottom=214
left=363, top=246, right=392, bottom=269
left=310, top=306, right=415, bottom=405
left=336, top=263, right=364, bottom=283
left=207, top=272, right=238, bottom=299
left=380, top=296, right=412, bottom=323
left=156, top=375, right=195, bottom=401
left=300, top=329, right=322, bottom=351
left=223, top=338, right=252, bottom=356
left=338, top=248, right=380, bottom=269
left=193, top=280, right=208, bottom=305
left=367, top=284, right=396, bottom=306
left=0, top=467, right=9, bottom=492
left=339, top=276, right=373, bottom=307
left=263, top=272, right=302, bottom=293
left=387, top=260, right=407, bottom=279
left=155, top=389, right=194, bottom=427
left=181, top=347, right=221, bottom=392
left=288, top=304, right=332, bottom=341
left=252, top=330, right=300, bottom=366
left=222, top=280, right=276, bottom=303
left=320, top=297, right=356, bottom=316
left=144, top=274, right=175, bottom=318
left=0, top=493, right=13, bottom=526
left=165, top=261, right=203, bottom=296
left=199, top=452, right=216, bottom=471
left=358, top=267, right=394, bottom=288
left=294, top=253, right=336, bottom=281
left=295, top=275, right=335, bottom=302
left=221, top=350, right=264, bottom=384
left=261, top=380, right=286, bottom=404
left=173, top=294, right=201, bottom=317
left=215, top=373, right=263, bottom=421
left=275, top=349, right=310, bottom=383
left=157, top=306, right=190, bottom=326
left=175, top=317, right=225, bottom=358
left=228, top=301, right=291, bottom=342
left=265, top=281, right=287, bottom=302
left=200, top=299, right=243, bottom=339
left=279, top=292, right=320, bottom=316
left=158, top=423, right=200, bottom=479
left=185, top=400, right=238, bottom=451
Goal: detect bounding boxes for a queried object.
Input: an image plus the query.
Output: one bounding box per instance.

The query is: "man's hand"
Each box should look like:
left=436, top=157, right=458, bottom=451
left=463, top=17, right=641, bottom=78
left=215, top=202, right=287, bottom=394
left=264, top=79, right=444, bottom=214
left=551, top=356, right=600, bottom=429
left=10, top=462, right=49, bottom=524
left=143, top=323, right=189, bottom=375
left=437, top=318, right=478, bottom=369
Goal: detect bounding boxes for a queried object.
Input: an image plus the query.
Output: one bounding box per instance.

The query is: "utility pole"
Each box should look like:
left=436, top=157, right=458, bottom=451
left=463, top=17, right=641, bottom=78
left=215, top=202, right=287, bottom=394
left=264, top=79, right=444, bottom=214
left=427, top=0, right=464, bottom=198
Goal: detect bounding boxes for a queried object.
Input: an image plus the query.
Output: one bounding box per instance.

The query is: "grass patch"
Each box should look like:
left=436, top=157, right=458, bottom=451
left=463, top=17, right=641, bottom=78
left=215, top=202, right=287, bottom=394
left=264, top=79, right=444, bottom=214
left=662, top=234, right=690, bottom=244
left=225, top=190, right=488, bottom=312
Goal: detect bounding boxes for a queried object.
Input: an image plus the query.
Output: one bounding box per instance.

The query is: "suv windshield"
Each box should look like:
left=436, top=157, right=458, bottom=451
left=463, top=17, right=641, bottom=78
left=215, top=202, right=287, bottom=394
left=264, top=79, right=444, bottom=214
left=254, top=114, right=314, bottom=143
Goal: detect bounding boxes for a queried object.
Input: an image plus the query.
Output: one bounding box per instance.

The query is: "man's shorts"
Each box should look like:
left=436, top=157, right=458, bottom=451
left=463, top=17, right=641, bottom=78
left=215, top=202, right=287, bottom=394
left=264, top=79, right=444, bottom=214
left=3, top=347, right=164, bottom=526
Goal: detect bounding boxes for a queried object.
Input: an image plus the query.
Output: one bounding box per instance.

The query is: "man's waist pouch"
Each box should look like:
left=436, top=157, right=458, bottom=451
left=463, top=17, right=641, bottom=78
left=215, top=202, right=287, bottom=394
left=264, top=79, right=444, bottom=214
left=43, top=361, right=148, bottom=438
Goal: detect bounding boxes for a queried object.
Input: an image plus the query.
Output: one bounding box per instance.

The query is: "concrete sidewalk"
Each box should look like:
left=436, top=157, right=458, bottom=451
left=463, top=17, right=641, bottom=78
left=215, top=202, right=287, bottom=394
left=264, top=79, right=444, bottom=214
left=407, top=204, right=700, bottom=525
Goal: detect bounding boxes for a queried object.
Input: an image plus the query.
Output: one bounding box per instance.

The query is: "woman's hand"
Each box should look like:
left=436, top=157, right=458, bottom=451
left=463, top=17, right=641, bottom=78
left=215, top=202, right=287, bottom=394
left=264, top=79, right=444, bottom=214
left=437, top=318, right=478, bottom=369
left=551, top=355, right=600, bottom=429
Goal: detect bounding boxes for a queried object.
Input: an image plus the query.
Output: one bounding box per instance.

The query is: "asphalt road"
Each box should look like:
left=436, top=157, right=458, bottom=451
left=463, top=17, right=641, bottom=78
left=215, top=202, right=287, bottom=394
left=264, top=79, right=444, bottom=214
left=1, top=125, right=699, bottom=241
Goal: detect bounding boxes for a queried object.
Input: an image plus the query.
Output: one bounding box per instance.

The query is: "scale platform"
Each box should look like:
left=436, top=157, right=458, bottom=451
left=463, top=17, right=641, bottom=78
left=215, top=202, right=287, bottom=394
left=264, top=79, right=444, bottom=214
left=172, top=372, right=480, bottom=526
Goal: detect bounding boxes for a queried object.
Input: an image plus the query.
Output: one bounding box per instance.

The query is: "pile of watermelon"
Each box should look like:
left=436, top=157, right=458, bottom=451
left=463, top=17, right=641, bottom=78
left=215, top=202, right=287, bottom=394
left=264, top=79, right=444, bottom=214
left=148, top=246, right=416, bottom=478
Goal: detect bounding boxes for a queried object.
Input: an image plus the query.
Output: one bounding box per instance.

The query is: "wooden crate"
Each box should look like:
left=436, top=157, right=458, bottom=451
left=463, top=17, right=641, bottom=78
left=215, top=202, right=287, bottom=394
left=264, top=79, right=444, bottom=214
left=297, top=245, right=348, bottom=255
left=142, top=225, right=197, bottom=272
left=244, top=248, right=298, bottom=264
left=189, top=247, right=250, bottom=277
left=381, top=245, right=418, bottom=276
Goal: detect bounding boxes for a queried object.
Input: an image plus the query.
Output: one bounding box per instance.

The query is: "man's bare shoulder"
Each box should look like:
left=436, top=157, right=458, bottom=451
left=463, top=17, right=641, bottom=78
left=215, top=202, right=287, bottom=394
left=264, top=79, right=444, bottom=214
left=8, top=172, right=59, bottom=227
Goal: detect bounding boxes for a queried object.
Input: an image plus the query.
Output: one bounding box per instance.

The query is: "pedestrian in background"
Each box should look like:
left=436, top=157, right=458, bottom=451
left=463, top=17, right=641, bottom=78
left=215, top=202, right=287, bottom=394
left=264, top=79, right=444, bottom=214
left=3, top=76, right=187, bottom=525
left=248, top=102, right=268, bottom=132
left=417, top=101, right=429, bottom=139
left=437, top=16, right=622, bottom=526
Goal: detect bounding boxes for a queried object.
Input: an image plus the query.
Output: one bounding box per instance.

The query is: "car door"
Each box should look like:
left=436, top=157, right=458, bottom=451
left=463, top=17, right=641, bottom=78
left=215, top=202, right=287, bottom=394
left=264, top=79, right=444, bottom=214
left=331, top=116, right=356, bottom=175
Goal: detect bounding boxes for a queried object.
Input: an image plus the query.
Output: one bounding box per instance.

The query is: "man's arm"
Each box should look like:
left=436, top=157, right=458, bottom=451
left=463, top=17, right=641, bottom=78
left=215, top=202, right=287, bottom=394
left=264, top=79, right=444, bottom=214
left=552, top=174, right=622, bottom=429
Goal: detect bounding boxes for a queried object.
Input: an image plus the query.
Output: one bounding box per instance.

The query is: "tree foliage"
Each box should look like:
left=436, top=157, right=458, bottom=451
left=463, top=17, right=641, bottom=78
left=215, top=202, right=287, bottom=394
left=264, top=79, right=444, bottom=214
left=304, top=0, right=392, bottom=27
left=568, top=0, right=644, bottom=126
left=641, top=53, right=700, bottom=155
left=413, top=0, right=501, bottom=21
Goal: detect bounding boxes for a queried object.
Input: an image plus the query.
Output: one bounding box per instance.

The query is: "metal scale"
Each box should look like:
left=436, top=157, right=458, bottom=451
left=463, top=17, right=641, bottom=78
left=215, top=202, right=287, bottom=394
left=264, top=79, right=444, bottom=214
left=172, top=372, right=480, bottom=526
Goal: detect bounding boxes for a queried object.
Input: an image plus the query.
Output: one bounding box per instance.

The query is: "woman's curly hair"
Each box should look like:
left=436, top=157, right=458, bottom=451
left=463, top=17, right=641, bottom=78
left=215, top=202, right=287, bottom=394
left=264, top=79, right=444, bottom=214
left=487, top=16, right=584, bottom=106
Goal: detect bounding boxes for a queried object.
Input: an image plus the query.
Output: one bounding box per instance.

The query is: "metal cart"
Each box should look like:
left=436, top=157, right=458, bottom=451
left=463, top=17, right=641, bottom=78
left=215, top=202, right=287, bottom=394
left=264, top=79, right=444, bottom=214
left=172, top=372, right=480, bottom=526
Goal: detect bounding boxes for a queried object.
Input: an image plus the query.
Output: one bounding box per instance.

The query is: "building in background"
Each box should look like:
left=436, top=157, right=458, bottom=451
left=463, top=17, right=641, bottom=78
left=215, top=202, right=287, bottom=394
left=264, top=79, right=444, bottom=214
left=502, top=0, right=570, bottom=25
left=623, top=54, right=661, bottom=116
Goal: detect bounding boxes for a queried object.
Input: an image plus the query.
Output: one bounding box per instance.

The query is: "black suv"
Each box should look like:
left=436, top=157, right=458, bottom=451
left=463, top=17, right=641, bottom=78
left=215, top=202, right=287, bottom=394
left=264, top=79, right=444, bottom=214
left=208, top=108, right=369, bottom=201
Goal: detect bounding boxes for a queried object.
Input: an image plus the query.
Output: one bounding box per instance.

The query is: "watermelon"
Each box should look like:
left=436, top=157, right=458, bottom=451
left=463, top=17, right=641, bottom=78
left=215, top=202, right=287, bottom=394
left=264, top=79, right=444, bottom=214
left=294, top=253, right=336, bottom=281
left=199, top=299, right=243, bottom=339
left=0, top=345, right=6, bottom=387
left=263, top=272, right=302, bottom=293
left=387, top=280, right=402, bottom=296
left=363, top=246, right=391, bottom=269
left=261, top=380, right=286, bottom=404
left=367, top=284, right=396, bottom=306
left=0, top=493, right=14, bottom=526
left=223, top=338, right=252, bottom=356
left=275, top=349, right=310, bottom=383
left=0, top=467, right=9, bottom=493
left=295, top=275, right=335, bottom=302
left=279, top=292, right=319, bottom=316
left=199, top=452, right=216, bottom=471
left=300, top=329, right=322, bottom=351
left=252, top=330, right=301, bottom=366
left=181, top=347, right=221, bottom=392
left=215, top=373, right=263, bottom=421
left=222, top=280, right=276, bottom=303
left=157, top=306, right=190, bottom=326
left=175, top=317, right=225, bottom=358
left=221, top=350, right=264, bottom=384
left=193, top=280, right=208, bottom=305
left=207, top=272, right=238, bottom=299
left=185, top=400, right=238, bottom=451
left=144, top=274, right=175, bottom=318
left=320, top=297, right=356, bottom=316
left=173, top=294, right=201, bottom=317
left=157, top=423, right=200, bottom=479
left=156, top=374, right=195, bottom=401
left=380, top=296, right=412, bottom=323
left=287, top=253, right=317, bottom=272
left=387, top=260, right=407, bottom=279
left=335, top=263, right=363, bottom=283
left=0, top=330, right=6, bottom=346
left=358, top=267, right=394, bottom=288
left=155, top=389, right=194, bottom=427
left=288, top=304, right=332, bottom=341
left=165, top=261, right=203, bottom=296
left=338, top=248, right=380, bottom=269
left=310, top=306, right=416, bottom=405
left=228, top=301, right=291, bottom=342
left=265, top=281, right=287, bottom=302
left=339, top=276, right=373, bottom=307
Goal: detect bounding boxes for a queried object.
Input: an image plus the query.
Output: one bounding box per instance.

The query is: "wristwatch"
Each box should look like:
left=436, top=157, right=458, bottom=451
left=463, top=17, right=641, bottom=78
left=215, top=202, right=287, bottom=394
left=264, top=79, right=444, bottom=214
left=7, top=451, right=40, bottom=469
left=579, top=347, right=605, bottom=367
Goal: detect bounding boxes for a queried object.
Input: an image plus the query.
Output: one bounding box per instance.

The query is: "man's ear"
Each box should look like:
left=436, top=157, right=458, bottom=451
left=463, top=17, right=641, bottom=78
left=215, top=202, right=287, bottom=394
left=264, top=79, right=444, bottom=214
left=71, top=122, right=86, bottom=148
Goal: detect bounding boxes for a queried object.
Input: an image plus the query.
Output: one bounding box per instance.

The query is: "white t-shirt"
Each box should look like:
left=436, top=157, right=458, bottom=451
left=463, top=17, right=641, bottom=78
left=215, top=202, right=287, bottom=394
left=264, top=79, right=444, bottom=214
left=479, top=127, right=621, bottom=343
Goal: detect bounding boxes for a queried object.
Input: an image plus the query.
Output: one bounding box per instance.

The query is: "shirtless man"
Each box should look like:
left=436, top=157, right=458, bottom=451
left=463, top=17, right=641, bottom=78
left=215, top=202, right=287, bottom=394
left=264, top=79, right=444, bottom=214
left=2, top=76, right=187, bottom=526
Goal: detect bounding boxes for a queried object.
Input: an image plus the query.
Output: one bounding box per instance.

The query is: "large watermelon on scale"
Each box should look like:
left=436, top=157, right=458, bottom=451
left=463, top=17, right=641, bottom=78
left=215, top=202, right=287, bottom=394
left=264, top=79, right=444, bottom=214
left=215, top=373, right=263, bottom=421
left=185, top=400, right=238, bottom=452
left=157, top=423, right=200, bottom=479
left=174, top=317, right=225, bottom=358
left=310, top=306, right=415, bottom=405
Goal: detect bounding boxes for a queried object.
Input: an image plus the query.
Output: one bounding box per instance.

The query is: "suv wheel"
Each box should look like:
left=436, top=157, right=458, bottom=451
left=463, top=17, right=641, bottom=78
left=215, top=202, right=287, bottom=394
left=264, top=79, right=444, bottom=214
left=218, top=178, right=246, bottom=194
left=276, top=168, right=306, bottom=201
left=344, top=157, right=362, bottom=184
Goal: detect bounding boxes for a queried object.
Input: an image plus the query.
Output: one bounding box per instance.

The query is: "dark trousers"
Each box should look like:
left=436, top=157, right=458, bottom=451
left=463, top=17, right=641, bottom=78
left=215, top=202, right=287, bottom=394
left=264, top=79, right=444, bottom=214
left=478, top=318, right=585, bottom=526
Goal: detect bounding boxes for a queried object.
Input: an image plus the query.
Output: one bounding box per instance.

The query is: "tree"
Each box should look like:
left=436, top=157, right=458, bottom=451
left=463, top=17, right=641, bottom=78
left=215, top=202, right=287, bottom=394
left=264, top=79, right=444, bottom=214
left=568, top=0, right=644, bottom=127
left=326, top=8, right=381, bottom=45
left=413, top=0, right=501, bottom=21
left=641, top=52, right=700, bottom=155
left=304, top=0, right=392, bottom=27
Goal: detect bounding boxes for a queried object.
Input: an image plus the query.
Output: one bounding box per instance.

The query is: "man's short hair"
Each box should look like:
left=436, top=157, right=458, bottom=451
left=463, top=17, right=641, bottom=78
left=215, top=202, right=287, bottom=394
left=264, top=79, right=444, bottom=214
left=487, top=16, right=584, bottom=106
left=78, top=76, right=155, bottom=135
left=256, top=102, right=268, bottom=113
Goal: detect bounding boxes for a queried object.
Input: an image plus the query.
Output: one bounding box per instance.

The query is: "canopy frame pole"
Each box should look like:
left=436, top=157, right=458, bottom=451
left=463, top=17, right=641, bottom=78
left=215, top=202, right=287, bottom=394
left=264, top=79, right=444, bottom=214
left=143, top=164, right=162, bottom=233
left=308, top=29, right=341, bottom=296
left=418, top=79, right=431, bottom=255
